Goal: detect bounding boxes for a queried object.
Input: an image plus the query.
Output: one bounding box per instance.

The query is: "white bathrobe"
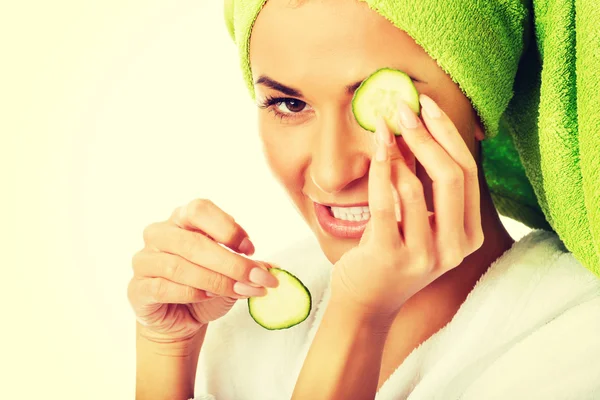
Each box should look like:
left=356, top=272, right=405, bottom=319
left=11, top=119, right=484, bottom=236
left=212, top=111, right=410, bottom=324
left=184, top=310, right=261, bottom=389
left=192, top=230, right=600, bottom=400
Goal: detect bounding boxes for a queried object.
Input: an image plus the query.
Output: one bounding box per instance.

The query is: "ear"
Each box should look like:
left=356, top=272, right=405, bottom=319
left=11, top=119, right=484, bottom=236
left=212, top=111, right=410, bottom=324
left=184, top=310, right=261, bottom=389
left=475, top=125, right=485, bottom=141
left=474, top=114, right=485, bottom=141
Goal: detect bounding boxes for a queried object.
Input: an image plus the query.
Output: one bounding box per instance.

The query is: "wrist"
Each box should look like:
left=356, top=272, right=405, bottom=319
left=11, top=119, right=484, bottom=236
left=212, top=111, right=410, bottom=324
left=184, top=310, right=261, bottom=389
left=137, top=322, right=207, bottom=357
left=326, top=297, right=396, bottom=335
left=136, top=323, right=207, bottom=400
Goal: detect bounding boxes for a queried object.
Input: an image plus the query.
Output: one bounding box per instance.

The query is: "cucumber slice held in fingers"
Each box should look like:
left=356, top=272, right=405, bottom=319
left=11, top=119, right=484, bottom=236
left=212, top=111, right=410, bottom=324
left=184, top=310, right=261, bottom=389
left=248, top=268, right=312, bottom=330
left=352, top=67, right=421, bottom=135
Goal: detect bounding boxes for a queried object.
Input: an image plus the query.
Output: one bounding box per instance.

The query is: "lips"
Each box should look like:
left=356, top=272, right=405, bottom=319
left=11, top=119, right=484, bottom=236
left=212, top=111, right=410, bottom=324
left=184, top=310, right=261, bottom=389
left=318, top=201, right=369, bottom=208
left=314, top=202, right=369, bottom=239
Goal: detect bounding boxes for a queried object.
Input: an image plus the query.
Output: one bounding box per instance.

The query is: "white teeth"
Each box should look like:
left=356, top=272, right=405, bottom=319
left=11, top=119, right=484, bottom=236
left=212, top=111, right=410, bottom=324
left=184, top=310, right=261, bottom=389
left=329, top=205, right=371, bottom=222
left=331, top=206, right=370, bottom=214
left=332, top=208, right=340, bottom=219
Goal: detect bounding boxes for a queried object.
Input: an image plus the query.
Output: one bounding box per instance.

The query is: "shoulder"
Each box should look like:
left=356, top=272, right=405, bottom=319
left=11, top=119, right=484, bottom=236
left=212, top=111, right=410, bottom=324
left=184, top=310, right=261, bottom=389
left=461, top=296, right=600, bottom=399
left=468, top=229, right=600, bottom=348
left=469, top=229, right=600, bottom=311
left=460, top=229, right=600, bottom=398
left=528, top=230, right=598, bottom=303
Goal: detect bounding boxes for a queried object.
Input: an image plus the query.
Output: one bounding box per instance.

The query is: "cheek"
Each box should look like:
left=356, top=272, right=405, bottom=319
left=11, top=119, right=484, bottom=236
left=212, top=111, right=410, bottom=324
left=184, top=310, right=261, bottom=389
left=422, top=80, right=478, bottom=155
left=450, top=113, right=478, bottom=155
left=435, top=98, right=478, bottom=155
left=259, top=123, right=306, bottom=191
left=264, top=147, right=294, bottom=182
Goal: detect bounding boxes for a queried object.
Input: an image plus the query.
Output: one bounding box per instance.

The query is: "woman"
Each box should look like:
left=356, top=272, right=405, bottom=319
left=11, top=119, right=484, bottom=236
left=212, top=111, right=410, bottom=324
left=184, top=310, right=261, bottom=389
left=128, top=0, right=600, bottom=399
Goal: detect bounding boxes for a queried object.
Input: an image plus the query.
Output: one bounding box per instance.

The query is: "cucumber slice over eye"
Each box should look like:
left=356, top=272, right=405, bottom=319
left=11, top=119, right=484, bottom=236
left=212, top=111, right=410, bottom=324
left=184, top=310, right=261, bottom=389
left=248, top=268, right=312, bottom=330
left=352, top=67, right=421, bottom=135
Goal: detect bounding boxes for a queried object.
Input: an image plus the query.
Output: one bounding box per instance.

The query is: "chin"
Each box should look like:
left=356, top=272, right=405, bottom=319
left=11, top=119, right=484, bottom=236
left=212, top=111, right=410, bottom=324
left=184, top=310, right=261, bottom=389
left=308, top=213, right=357, bottom=265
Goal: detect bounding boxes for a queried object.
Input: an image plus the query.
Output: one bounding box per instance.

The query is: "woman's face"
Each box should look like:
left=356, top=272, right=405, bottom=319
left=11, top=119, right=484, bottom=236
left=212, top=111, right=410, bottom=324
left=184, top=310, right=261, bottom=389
left=250, top=0, right=484, bottom=264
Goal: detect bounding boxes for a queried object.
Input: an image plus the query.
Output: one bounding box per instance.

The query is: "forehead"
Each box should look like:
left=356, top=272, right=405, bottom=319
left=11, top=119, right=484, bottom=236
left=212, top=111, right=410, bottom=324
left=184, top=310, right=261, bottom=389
left=249, top=0, right=429, bottom=88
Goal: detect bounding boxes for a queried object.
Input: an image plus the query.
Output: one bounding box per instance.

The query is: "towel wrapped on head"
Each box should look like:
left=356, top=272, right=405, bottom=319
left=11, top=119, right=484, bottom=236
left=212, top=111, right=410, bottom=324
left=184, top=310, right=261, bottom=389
left=224, top=0, right=600, bottom=276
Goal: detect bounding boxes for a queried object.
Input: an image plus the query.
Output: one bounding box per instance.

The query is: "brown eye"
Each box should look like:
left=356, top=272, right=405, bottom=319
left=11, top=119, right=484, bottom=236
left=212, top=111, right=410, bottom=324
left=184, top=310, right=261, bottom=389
left=277, top=99, right=307, bottom=113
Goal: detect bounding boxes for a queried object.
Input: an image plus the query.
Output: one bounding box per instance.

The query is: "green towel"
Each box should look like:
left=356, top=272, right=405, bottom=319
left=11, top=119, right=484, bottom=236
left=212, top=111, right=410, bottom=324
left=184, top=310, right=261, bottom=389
left=224, top=0, right=600, bottom=277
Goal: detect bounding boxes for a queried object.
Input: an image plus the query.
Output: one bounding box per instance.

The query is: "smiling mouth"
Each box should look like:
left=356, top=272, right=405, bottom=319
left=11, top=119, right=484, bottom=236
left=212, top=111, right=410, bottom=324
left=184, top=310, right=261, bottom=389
left=325, top=205, right=371, bottom=222
left=313, top=202, right=370, bottom=239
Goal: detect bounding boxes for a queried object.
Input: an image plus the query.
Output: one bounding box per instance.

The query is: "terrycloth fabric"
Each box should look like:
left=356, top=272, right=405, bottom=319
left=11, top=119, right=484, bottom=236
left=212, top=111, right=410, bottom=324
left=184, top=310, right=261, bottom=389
left=191, top=231, right=600, bottom=399
left=223, top=0, right=600, bottom=277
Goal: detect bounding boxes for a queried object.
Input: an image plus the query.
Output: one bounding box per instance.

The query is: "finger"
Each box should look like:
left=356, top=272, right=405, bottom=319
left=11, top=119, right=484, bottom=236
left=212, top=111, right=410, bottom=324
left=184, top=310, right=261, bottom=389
left=419, top=94, right=483, bottom=251
left=131, top=250, right=265, bottom=298
left=389, top=130, right=414, bottom=220
left=171, top=198, right=255, bottom=256
left=390, top=141, right=432, bottom=248
left=397, top=99, right=465, bottom=256
left=396, top=136, right=416, bottom=175
left=368, top=118, right=402, bottom=247
left=128, top=277, right=208, bottom=308
left=142, top=223, right=278, bottom=288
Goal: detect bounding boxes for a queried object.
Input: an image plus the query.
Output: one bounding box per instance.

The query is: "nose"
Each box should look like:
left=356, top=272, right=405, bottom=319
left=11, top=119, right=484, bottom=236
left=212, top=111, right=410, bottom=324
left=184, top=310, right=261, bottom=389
left=309, top=115, right=369, bottom=194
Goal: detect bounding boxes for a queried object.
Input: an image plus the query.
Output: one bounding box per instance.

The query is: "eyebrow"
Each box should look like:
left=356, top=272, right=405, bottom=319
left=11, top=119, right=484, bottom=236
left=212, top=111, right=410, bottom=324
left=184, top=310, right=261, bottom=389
left=255, top=76, right=304, bottom=97
left=255, top=73, right=423, bottom=98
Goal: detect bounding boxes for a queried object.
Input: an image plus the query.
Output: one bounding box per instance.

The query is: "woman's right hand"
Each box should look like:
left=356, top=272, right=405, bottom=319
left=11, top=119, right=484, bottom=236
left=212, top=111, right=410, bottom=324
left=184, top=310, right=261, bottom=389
left=128, top=198, right=280, bottom=344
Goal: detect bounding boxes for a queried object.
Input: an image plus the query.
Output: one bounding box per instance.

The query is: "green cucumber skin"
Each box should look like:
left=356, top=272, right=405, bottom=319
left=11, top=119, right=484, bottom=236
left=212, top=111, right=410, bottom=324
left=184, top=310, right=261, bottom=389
left=247, top=268, right=312, bottom=331
left=352, top=67, right=421, bottom=136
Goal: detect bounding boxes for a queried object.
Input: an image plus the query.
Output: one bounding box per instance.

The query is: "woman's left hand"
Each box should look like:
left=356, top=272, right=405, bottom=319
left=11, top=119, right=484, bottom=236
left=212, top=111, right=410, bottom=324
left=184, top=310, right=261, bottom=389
left=330, top=95, right=485, bottom=317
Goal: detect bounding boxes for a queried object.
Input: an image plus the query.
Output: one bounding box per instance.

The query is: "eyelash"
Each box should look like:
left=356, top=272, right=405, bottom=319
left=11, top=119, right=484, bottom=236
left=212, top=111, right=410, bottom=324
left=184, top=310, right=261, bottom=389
left=257, top=95, right=311, bottom=122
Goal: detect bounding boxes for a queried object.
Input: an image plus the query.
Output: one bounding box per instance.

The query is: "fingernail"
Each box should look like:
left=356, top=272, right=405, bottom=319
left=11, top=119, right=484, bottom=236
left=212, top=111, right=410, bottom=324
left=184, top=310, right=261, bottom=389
left=419, top=94, right=441, bottom=119
left=229, top=294, right=250, bottom=300
left=249, top=266, right=279, bottom=288
left=239, top=237, right=254, bottom=255
left=206, top=291, right=217, bottom=297
left=398, top=101, right=419, bottom=129
left=234, top=282, right=267, bottom=297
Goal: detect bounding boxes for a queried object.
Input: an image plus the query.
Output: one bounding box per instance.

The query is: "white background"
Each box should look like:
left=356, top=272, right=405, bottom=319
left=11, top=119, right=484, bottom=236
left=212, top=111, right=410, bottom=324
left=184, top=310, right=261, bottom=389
left=2, top=1, right=531, bottom=398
